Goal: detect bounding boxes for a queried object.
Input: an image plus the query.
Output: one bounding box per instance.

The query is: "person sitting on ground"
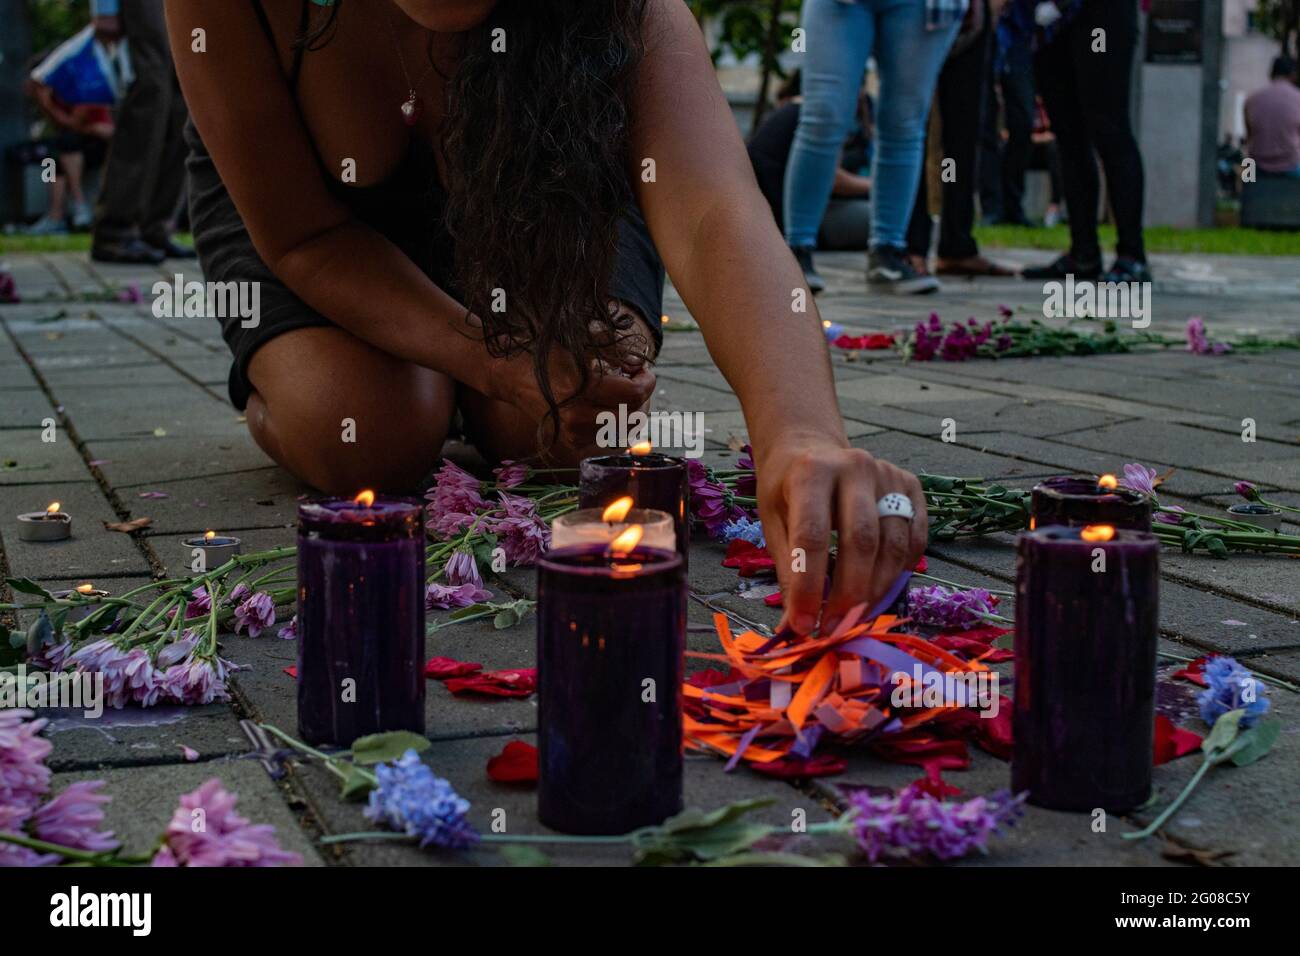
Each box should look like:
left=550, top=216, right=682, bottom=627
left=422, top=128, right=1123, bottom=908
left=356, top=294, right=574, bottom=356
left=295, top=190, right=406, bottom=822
left=170, top=0, right=930, bottom=635
left=1244, top=56, right=1300, bottom=179
left=747, top=71, right=874, bottom=258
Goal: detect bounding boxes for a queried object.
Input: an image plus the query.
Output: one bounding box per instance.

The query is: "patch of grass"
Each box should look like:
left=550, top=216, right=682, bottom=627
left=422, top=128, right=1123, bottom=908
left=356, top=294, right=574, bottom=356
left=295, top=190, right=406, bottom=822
left=0, top=233, right=195, bottom=256
left=0, top=233, right=94, bottom=255
left=974, top=224, right=1300, bottom=256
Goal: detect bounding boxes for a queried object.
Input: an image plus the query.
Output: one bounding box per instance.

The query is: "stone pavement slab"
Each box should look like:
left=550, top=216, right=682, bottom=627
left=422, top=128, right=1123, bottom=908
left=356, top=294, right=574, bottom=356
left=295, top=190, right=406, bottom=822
left=52, top=760, right=325, bottom=865
left=4, top=248, right=1300, bottom=867
left=288, top=733, right=833, bottom=867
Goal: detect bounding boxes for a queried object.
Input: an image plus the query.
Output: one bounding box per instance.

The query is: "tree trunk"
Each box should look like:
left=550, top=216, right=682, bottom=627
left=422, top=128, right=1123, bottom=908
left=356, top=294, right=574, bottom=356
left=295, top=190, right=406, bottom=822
left=752, top=0, right=785, bottom=129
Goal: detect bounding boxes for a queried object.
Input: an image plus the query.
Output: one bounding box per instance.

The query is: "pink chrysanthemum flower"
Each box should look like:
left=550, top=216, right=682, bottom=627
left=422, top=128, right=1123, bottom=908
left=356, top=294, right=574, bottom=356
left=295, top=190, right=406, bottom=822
left=157, top=654, right=233, bottom=707
left=445, top=549, right=485, bottom=589
left=425, top=581, right=492, bottom=611
left=0, top=709, right=53, bottom=812
left=151, top=778, right=301, bottom=867
left=31, top=780, right=119, bottom=854
left=1120, top=462, right=1159, bottom=498
left=233, top=591, right=275, bottom=638
left=487, top=493, right=550, bottom=566
left=493, top=460, right=530, bottom=488
left=425, top=460, right=489, bottom=536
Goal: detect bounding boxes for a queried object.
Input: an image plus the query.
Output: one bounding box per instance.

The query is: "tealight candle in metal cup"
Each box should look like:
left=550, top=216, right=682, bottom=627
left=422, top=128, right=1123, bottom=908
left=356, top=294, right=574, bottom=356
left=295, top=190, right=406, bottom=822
left=17, top=502, right=72, bottom=542
left=51, top=584, right=110, bottom=623
left=182, top=530, right=242, bottom=573
left=1226, top=502, right=1282, bottom=532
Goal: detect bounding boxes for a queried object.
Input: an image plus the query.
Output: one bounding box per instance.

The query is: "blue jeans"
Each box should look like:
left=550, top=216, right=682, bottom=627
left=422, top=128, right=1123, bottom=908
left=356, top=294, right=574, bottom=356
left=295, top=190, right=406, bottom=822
left=783, top=0, right=961, bottom=250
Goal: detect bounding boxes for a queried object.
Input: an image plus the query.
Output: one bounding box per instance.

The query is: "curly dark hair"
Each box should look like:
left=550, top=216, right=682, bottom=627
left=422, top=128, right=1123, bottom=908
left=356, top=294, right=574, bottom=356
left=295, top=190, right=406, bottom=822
left=302, top=1, right=651, bottom=444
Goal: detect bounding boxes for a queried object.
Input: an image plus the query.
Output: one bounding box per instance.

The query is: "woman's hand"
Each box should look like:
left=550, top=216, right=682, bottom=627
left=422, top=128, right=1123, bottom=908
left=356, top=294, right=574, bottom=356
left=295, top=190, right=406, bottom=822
left=486, top=346, right=655, bottom=457
left=754, top=432, right=928, bottom=636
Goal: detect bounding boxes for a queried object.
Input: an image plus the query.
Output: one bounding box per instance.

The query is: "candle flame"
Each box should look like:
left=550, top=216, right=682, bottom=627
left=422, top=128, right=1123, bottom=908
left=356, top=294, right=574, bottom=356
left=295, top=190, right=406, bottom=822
left=354, top=489, right=376, bottom=507
left=822, top=319, right=832, bottom=328
left=602, top=496, right=634, bottom=523
left=46, top=502, right=60, bottom=515
left=204, top=530, right=216, bottom=541
left=1029, top=517, right=1036, bottom=530
left=76, top=583, right=95, bottom=594
left=1080, top=524, right=1116, bottom=542
left=628, top=441, right=652, bottom=456
left=660, top=314, right=670, bottom=325
left=1097, top=474, right=1118, bottom=491
left=609, top=524, right=643, bottom=554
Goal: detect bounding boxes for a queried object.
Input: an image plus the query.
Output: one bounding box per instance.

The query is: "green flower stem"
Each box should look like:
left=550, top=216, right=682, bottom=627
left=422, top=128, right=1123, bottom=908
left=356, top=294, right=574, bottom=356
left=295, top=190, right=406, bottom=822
left=913, top=572, right=1014, bottom=598
left=260, top=723, right=374, bottom=786
left=0, top=832, right=151, bottom=866
left=1122, top=756, right=1214, bottom=841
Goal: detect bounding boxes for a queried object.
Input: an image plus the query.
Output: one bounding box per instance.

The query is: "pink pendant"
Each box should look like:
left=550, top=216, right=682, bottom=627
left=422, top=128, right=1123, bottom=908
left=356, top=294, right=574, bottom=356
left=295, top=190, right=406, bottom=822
left=400, top=94, right=420, bottom=126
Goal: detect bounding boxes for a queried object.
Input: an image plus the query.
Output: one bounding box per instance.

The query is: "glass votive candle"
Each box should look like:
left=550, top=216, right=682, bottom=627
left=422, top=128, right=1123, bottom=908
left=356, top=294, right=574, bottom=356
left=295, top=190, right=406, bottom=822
left=1013, top=525, right=1160, bottom=811
left=550, top=507, right=675, bottom=551
left=537, top=541, right=686, bottom=834
left=296, top=494, right=426, bottom=746
left=579, top=452, right=689, bottom=556
left=1031, top=476, right=1152, bottom=532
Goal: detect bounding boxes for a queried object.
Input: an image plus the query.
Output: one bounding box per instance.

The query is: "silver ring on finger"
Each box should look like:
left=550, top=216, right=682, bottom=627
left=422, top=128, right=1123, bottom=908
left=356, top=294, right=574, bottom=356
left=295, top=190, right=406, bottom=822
left=876, top=492, right=915, bottom=523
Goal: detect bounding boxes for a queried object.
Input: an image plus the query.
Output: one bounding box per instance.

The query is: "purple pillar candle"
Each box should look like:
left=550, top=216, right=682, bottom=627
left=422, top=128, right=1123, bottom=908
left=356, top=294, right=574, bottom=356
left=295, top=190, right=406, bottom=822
left=1031, top=476, right=1152, bottom=532
left=537, top=541, right=686, bottom=834
left=579, top=452, right=690, bottom=558
left=296, top=494, right=426, bottom=746
left=1013, top=525, right=1159, bottom=811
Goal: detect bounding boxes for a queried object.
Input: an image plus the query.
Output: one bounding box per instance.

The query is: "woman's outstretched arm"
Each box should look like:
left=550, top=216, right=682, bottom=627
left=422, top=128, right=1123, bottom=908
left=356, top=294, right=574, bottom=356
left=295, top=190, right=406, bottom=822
left=165, top=0, right=651, bottom=446
left=631, top=0, right=928, bottom=633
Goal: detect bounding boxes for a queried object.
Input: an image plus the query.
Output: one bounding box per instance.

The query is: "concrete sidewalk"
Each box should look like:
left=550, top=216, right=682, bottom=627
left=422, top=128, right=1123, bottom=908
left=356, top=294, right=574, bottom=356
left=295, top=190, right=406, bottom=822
left=2, top=249, right=1297, bottom=866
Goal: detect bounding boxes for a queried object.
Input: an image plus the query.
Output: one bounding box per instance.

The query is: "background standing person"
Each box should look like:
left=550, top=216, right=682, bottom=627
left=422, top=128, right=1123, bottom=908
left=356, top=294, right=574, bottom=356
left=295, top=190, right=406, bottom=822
left=90, top=0, right=193, bottom=263
left=905, top=0, right=1015, bottom=278
left=1016, top=0, right=1150, bottom=283
left=783, top=0, right=966, bottom=295
left=1243, top=56, right=1300, bottom=178
left=990, top=6, right=1036, bottom=225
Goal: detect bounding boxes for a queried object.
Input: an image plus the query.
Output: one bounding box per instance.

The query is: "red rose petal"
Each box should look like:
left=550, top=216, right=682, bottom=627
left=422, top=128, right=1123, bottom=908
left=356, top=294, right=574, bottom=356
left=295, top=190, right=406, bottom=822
left=487, top=740, right=539, bottom=783
left=425, top=656, right=483, bottom=680
left=444, top=668, right=538, bottom=698
left=750, top=753, right=848, bottom=780
left=283, top=665, right=297, bottom=679
left=1153, top=714, right=1203, bottom=765
left=1171, top=655, right=1213, bottom=688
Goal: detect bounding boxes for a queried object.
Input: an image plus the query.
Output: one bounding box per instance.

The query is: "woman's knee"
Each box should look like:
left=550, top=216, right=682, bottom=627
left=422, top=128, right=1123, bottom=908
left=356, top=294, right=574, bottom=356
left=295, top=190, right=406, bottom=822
left=245, top=329, right=455, bottom=493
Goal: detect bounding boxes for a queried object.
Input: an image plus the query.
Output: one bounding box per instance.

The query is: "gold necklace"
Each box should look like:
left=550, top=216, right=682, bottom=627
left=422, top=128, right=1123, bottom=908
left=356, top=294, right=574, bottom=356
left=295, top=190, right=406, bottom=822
left=383, top=5, right=437, bottom=126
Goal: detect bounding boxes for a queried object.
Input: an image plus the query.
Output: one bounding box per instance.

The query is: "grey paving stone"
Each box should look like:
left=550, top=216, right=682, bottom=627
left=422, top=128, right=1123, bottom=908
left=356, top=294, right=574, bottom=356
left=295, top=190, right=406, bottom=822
left=0, top=388, right=61, bottom=429
left=1059, top=420, right=1300, bottom=471
left=1124, top=662, right=1300, bottom=865
left=885, top=396, right=1133, bottom=439
left=653, top=378, right=743, bottom=414
left=121, top=467, right=307, bottom=535
left=40, top=700, right=250, bottom=772
left=55, top=383, right=240, bottom=441
left=288, top=733, right=829, bottom=867
left=1159, top=551, right=1300, bottom=618
left=0, top=481, right=151, bottom=579
left=0, top=432, right=94, bottom=484
left=85, top=431, right=272, bottom=488
left=849, top=428, right=1060, bottom=482
left=52, top=759, right=324, bottom=865
left=151, top=525, right=295, bottom=579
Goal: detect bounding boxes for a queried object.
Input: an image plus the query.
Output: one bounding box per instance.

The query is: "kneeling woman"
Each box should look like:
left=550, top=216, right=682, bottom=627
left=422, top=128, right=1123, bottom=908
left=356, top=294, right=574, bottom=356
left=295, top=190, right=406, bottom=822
left=168, top=0, right=926, bottom=633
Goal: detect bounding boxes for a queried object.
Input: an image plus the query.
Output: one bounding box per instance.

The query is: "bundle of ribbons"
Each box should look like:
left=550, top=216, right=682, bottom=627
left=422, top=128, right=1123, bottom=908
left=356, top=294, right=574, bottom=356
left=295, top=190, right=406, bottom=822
left=684, top=573, right=1012, bottom=776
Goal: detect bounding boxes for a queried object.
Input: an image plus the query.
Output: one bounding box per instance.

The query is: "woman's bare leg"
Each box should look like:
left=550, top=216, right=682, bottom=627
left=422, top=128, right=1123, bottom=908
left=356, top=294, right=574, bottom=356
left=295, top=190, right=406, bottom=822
left=244, top=326, right=458, bottom=494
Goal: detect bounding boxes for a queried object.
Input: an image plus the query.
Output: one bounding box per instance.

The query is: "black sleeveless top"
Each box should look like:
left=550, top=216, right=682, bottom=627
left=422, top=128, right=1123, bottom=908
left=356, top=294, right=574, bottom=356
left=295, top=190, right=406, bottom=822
left=183, top=0, right=664, bottom=410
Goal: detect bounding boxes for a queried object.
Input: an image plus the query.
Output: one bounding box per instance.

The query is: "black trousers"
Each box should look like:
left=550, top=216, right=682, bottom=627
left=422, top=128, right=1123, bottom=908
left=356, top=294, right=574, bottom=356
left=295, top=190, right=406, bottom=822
left=1033, top=0, right=1146, bottom=262
left=998, top=43, right=1037, bottom=224
left=906, top=12, right=992, bottom=261
left=93, top=0, right=188, bottom=244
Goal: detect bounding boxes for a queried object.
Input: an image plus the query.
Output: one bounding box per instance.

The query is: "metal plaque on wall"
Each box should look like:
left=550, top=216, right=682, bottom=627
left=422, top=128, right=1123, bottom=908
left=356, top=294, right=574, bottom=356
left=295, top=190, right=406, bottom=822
left=1146, top=0, right=1203, bottom=64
